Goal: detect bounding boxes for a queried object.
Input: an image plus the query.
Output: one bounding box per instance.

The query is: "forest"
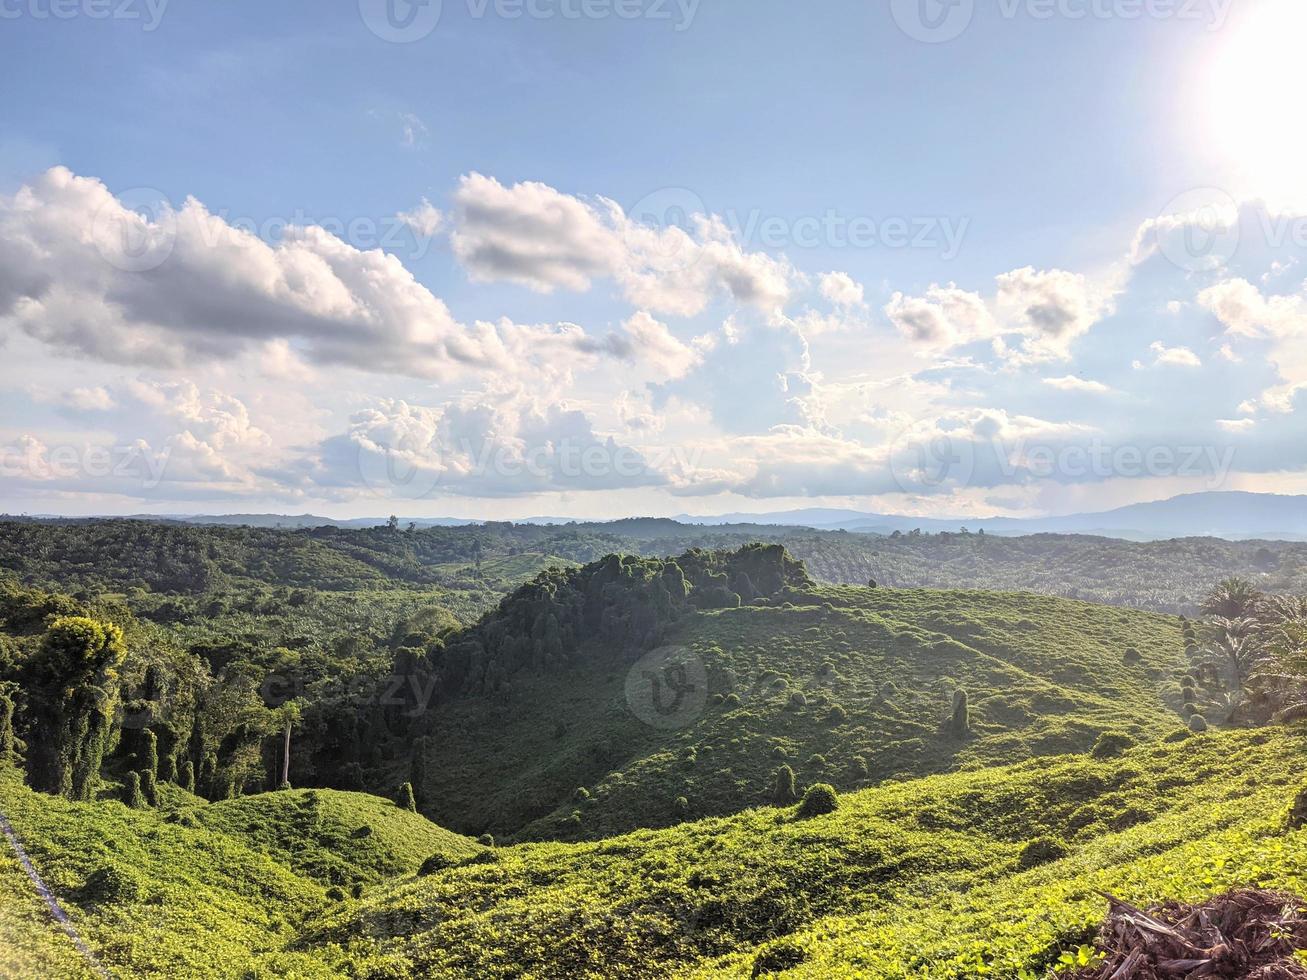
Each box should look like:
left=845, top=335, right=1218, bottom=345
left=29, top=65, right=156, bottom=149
left=3, top=518, right=1307, bottom=978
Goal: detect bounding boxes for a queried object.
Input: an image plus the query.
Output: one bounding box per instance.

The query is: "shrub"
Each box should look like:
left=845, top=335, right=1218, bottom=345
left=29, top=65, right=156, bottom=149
left=675, top=796, right=689, bottom=815
left=1182, top=702, right=1198, bottom=716
left=1090, top=731, right=1134, bottom=760
left=477, top=834, right=495, bottom=848
left=1163, top=727, right=1193, bottom=743
left=467, top=850, right=501, bottom=866
left=1188, top=714, right=1209, bottom=733
left=806, top=753, right=827, bottom=769
left=350, top=882, right=365, bottom=899
left=773, top=765, right=797, bottom=804
left=140, top=769, right=157, bottom=807
left=1017, top=835, right=1069, bottom=869
left=827, top=704, right=848, bottom=724
left=787, top=691, right=807, bottom=710
left=122, top=771, right=144, bottom=809
left=949, top=688, right=970, bottom=737
left=752, top=940, right=806, bottom=976
left=418, top=854, right=456, bottom=876
left=1123, top=646, right=1142, bottom=664
left=850, top=755, right=869, bottom=779
left=396, top=782, right=417, bottom=812
left=573, top=786, right=590, bottom=802
left=326, top=886, right=346, bottom=901
left=796, top=783, right=839, bottom=818
left=1181, top=685, right=1197, bottom=702
left=771, top=745, right=787, bottom=760
left=352, top=825, right=373, bottom=839
left=179, top=759, right=195, bottom=794
left=82, top=862, right=144, bottom=904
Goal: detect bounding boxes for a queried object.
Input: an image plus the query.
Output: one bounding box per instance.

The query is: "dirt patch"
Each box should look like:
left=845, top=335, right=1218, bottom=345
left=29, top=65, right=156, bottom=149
left=1065, top=889, right=1307, bottom=979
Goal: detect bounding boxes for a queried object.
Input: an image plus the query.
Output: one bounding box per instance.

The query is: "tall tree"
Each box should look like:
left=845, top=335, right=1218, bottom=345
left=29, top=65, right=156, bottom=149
left=276, top=699, right=303, bottom=790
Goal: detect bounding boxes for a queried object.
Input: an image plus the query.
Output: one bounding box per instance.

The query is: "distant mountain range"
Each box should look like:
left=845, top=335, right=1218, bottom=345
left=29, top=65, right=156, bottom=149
left=11, top=491, right=1307, bottom=542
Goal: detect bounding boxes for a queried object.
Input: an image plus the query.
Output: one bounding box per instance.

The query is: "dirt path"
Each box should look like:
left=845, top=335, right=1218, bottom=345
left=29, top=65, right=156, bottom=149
left=0, top=808, right=112, bottom=979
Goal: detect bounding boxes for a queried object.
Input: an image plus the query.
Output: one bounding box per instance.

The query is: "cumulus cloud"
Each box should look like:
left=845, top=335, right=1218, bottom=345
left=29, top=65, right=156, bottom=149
left=995, top=266, right=1104, bottom=360
left=449, top=172, right=794, bottom=315
left=1146, top=341, right=1202, bottom=368
left=1041, top=375, right=1111, bottom=394
left=1199, top=277, right=1307, bottom=413
left=819, top=271, right=864, bottom=308
left=308, top=392, right=666, bottom=499
left=884, top=283, right=994, bottom=348
left=396, top=197, right=443, bottom=237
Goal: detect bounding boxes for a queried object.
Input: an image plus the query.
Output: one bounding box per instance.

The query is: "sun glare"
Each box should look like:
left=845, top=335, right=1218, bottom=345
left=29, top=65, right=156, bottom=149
left=1204, top=0, right=1307, bottom=206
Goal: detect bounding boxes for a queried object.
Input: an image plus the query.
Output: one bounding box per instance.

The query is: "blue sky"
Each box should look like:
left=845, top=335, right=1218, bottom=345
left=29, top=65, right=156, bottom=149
left=1, top=0, right=1304, bottom=519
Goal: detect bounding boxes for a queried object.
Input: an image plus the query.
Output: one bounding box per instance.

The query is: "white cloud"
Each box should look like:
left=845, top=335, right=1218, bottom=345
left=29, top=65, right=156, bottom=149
left=1147, top=341, right=1202, bottom=368
left=884, top=283, right=994, bottom=348
left=995, top=266, right=1105, bottom=360
left=1199, top=278, right=1307, bottom=412
left=1217, top=418, right=1256, bottom=432
left=396, top=198, right=443, bottom=237
left=1041, top=375, right=1111, bottom=394
left=449, top=172, right=794, bottom=315
left=819, top=271, right=864, bottom=308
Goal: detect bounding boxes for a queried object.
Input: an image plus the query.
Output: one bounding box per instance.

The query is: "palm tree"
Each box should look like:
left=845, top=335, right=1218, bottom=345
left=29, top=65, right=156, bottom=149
left=1201, top=577, right=1265, bottom=620
left=1198, top=616, right=1263, bottom=717
left=276, top=700, right=302, bottom=790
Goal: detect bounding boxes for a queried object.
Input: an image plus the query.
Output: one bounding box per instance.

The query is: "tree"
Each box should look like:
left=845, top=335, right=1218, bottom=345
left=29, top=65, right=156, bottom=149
left=123, top=771, right=144, bottom=809
left=26, top=616, right=127, bottom=800
left=396, top=781, right=417, bottom=812
left=275, top=699, right=303, bottom=790
left=1199, top=616, right=1262, bottom=712
left=949, top=688, right=970, bottom=737
left=1201, top=577, right=1264, bottom=620
left=773, top=764, right=798, bottom=804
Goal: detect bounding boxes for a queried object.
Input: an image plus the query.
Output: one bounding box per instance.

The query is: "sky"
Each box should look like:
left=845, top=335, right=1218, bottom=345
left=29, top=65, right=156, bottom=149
left=1, top=0, right=1306, bottom=520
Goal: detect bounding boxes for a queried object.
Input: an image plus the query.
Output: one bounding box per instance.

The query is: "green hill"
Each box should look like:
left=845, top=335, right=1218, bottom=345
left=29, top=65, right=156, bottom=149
left=194, top=788, right=480, bottom=885
left=297, top=727, right=1307, bottom=979
left=405, top=583, right=1191, bottom=841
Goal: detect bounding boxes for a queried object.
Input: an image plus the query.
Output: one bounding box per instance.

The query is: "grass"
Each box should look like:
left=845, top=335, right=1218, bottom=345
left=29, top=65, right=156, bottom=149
left=411, top=585, right=1192, bottom=841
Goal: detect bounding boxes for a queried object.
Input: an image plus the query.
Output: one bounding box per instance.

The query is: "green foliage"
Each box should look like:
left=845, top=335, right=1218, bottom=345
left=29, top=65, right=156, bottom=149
left=796, top=783, right=839, bottom=818
left=1189, top=713, right=1209, bottom=732
left=751, top=940, right=806, bottom=976
left=949, top=687, right=970, bottom=738
left=477, top=834, right=495, bottom=847
left=773, top=765, right=798, bottom=804
left=1090, top=731, right=1135, bottom=759
left=396, top=781, right=417, bottom=813
left=1017, top=835, right=1069, bottom=869
left=140, top=769, right=158, bottom=807
left=122, top=771, right=144, bottom=809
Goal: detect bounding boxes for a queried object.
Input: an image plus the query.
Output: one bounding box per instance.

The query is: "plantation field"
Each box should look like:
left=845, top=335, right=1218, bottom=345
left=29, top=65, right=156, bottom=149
left=3, top=729, right=1305, bottom=978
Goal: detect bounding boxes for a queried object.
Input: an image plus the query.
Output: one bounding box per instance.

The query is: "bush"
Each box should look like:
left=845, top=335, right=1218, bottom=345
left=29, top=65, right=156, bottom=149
left=419, top=852, right=457, bottom=876
left=352, top=825, right=373, bottom=839
left=1188, top=714, right=1209, bottom=733
left=773, top=765, right=797, bottom=804
left=1163, top=727, right=1193, bottom=743
left=949, top=688, right=970, bottom=737
left=1123, top=646, right=1142, bottom=664
left=326, top=886, right=346, bottom=901
left=1182, top=701, right=1198, bottom=716
left=796, top=783, right=839, bottom=818
left=770, top=745, right=787, bottom=760
left=850, top=755, right=869, bottom=779
left=827, top=704, right=848, bottom=724
left=395, top=782, right=417, bottom=812
left=139, top=769, right=158, bottom=807
left=1181, top=685, right=1197, bottom=702
left=1017, top=836, right=1069, bottom=869
left=1286, top=784, right=1307, bottom=830
left=806, top=753, right=827, bottom=769
left=675, top=796, right=689, bottom=815
left=82, top=862, right=144, bottom=904
left=350, top=882, right=365, bottom=899
left=787, top=691, right=807, bottom=710
left=477, top=834, right=495, bottom=848
left=1090, top=731, right=1134, bottom=760
left=122, top=771, right=144, bottom=809
left=573, top=786, right=590, bottom=802
left=752, top=940, right=806, bottom=976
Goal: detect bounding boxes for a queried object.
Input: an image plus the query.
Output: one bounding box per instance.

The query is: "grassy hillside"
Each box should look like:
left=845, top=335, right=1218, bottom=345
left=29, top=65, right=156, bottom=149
left=299, top=727, right=1307, bottom=979
left=409, top=584, right=1192, bottom=841
left=0, top=766, right=480, bottom=978
left=195, top=788, right=480, bottom=885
